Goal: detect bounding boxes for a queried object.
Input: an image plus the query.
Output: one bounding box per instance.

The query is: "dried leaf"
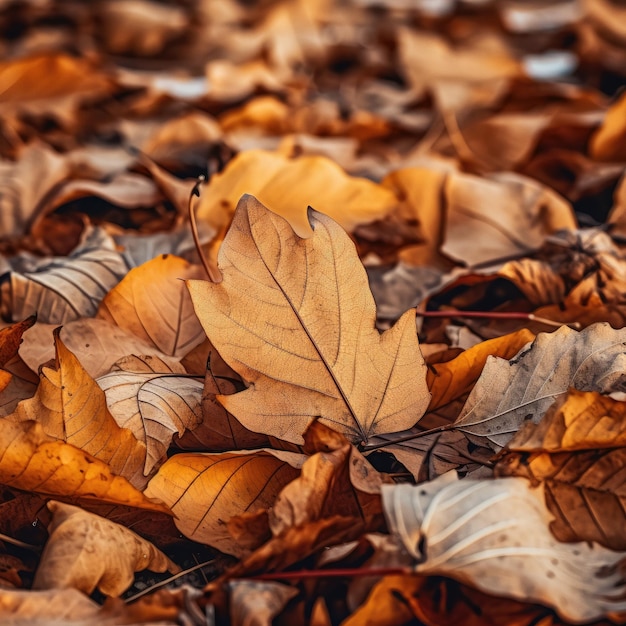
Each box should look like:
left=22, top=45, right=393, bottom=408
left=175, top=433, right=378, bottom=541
left=97, top=368, right=203, bottom=474
left=144, top=450, right=303, bottom=555
left=188, top=195, right=430, bottom=445
left=19, top=318, right=177, bottom=379
left=268, top=422, right=385, bottom=536
left=228, top=580, right=298, bottom=626
left=33, top=501, right=179, bottom=596
left=2, top=226, right=127, bottom=324
left=0, top=419, right=166, bottom=512
left=427, top=329, right=535, bottom=411
left=195, top=150, right=398, bottom=239
left=97, top=254, right=207, bottom=357
left=11, top=329, right=148, bottom=487
left=454, top=323, right=626, bottom=450
left=383, top=474, right=626, bottom=623
left=495, top=390, right=626, bottom=549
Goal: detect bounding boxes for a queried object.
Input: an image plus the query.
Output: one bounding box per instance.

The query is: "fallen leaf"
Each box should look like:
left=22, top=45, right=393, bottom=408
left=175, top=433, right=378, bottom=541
left=1, top=226, right=128, bottom=324
left=228, top=580, right=298, bottom=626
left=454, top=323, right=626, bottom=450
left=268, top=422, right=386, bottom=536
left=194, top=150, right=398, bottom=239
left=427, top=329, right=535, bottom=411
left=173, top=368, right=270, bottom=452
left=0, top=419, right=167, bottom=512
left=188, top=195, right=430, bottom=445
left=495, top=389, right=626, bottom=550
left=33, top=501, right=179, bottom=596
left=144, top=449, right=304, bottom=555
left=97, top=366, right=203, bottom=474
left=382, top=474, right=626, bottom=623
left=97, top=254, right=207, bottom=357
left=19, top=318, right=177, bottom=379
left=11, top=329, right=148, bottom=487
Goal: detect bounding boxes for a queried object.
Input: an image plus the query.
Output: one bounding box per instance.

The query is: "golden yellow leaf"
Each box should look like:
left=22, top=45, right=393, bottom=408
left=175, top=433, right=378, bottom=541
left=97, top=254, right=207, bottom=357
left=188, top=195, right=430, bottom=445
left=194, top=150, right=398, bottom=239
left=10, top=329, right=148, bottom=487
left=590, top=82, right=626, bottom=162
left=33, top=501, right=179, bottom=596
left=0, top=419, right=167, bottom=512
left=427, top=329, right=535, bottom=411
left=144, top=450, right=303, bottom=555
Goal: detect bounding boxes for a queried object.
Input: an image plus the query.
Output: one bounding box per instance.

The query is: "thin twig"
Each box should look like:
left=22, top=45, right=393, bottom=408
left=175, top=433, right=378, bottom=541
left=0, top=532, right=40, bottom=552
left=416, top=309, right=580, bottom=330
left=125, top=559, right=218, bottom=603
left=248, top=566, right=414, bottom=581
left=188, top=176, right=221, bottom=283
left=360, top=423, right=456, bottom=452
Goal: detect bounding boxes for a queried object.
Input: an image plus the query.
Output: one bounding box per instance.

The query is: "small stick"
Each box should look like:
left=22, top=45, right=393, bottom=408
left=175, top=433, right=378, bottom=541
left=189, top=176, right=221, bottom=283
left=417, top=310, right=580, bottom=330
left=248, top=566, right=414, bottom=581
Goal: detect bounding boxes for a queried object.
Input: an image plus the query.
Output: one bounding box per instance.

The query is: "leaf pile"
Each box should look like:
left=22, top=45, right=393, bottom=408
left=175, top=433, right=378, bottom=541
left=1, top=0, right=626, bottom=624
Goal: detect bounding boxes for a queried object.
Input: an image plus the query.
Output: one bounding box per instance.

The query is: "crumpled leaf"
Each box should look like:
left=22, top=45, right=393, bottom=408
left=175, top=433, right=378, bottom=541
left=33, top=501, right=179, bottom=596
left=268, top=421, right=386, bottom=536
left=97, top=362, right=203, bottom=474
left=0, top=419, right=167, bottom=512
left=454, top=323, right=626, bottom=450
left=382, top=473, right=626, bottom=623
left=97, top=254, right=207, bottom=357
left=496, top=389, right=626, bottom=550
left=194, top=150, right=398, bottom=239
left=144, top=449, right=304, bottom=555
left=228, top=580, right=298, bottom=626
left=1, top=226, right=128, bottom=324
left=10, top=329, right=148, bottom=487
left=188, top=195, right=430, bottom=445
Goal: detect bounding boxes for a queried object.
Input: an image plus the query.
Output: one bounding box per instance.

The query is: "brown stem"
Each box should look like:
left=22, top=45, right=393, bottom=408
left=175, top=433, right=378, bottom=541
left=189, top=176, right=221, bottom=283
left=360, top=423, right=457, bottom=452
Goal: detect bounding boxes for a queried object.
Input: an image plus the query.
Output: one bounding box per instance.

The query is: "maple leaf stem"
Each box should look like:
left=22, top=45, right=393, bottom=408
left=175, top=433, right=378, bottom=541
left=417, top=310, right=580, bottom=329
left=359, top=423, right=457, bottom=452
left=247, top=566, right=414, bottom=581
left=0, top=531, right=39, bottom=552
left=188, top=176, right=222, bottom=283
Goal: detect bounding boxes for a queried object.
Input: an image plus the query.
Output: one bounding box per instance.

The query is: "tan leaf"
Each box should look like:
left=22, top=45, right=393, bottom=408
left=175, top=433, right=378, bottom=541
left=33, top=501, right=179, bottom=596
left=590, top=91, right=626, bottom=161
left=454, top=323, right=626, bottom=451
left=187, top=195, right=430, bottom=445
left=0, top=142, right=70, bottom=239
left=382, top=474, right=626, bottom=623
left=0, top=419, right=167, bottom=512
left=144, top=450, right=303, bottom=555
left=97, top=254, right=207, bottom=357
left=2, top=226, right=128, bottom=324
left=608, top=174, right=626, bottom=239
left=398, top=28, right=521, bottom=94
left=19, top=317, right=177, bottom=379
left=194, top=150, right=398, bottom=239
left=427, top=329, right=535, bottom=411
left=97, top=367, right=203, bottom=474
left=228, top=580, right=298, bottom=626
left=11, top=329, right=148, bottom=487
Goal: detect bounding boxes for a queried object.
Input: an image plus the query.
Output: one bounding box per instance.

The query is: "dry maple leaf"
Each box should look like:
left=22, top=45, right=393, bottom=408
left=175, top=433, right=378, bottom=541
left=187, top=194, right=431, bottom=445
left=33, top=501, right=179, bottom=596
